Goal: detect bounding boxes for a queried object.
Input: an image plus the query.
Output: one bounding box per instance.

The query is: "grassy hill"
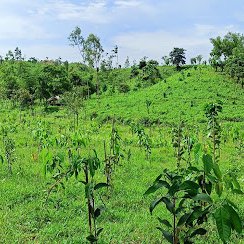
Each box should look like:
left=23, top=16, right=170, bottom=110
left=86, top=65, right=244, bottom=126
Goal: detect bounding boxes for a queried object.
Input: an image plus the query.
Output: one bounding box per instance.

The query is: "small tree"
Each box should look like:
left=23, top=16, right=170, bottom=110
left=162, top=55, right=170, bottom=65
left=169, top=48, right=186, bottom=70
left=124, top=56, right=130, bottom=68
left=196, top=55, right=203, bottom=64
left=190, top=57, right=196, bottom=65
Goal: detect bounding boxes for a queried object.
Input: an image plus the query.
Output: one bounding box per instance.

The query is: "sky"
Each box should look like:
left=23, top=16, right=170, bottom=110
left=0, top=0, right=243, bottom=65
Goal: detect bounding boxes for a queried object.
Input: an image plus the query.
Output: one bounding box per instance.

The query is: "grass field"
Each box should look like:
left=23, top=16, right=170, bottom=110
left=0, top=66, right=243, bottom=243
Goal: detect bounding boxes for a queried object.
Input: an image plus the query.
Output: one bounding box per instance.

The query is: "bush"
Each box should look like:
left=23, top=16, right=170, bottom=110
left=118, top=83, right=130, bottom=93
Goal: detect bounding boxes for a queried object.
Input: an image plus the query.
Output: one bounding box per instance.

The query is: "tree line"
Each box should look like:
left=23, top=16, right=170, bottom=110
left=0, top=29, right=243, bottom=107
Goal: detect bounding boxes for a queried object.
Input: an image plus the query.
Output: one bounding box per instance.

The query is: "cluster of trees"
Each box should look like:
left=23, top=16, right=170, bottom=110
left=190, top=55, right=204, bottom=65
left=210, top=32, right=244, bottom=87
left=0, top=52, right=96, bottom=107
left=130, top=58, right=161, bottom=85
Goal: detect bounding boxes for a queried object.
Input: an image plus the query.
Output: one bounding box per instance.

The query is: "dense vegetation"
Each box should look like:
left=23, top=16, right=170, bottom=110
left=0, top=31, right=243, bottom=243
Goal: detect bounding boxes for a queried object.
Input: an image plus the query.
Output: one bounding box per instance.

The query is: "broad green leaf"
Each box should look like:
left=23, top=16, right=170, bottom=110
left=212, top=163, right=222, bottom=180
left=226, top=204, right=242, bottom=234
left=226, top=199, right=238, bottom=210
left=205, top=181, right=213, bottom=195
left=94, top=207, right=102, bottom=219
left=207, top=174, right=218, bottom=183
left=156, top=227, right=173, bottom=243
left=232, top=189, right=244, bottom=195
left=150, top=197, right=164, bottom=214
left=155, top=173, right=163, bottom=182
left=187, top=206, right=211, bottom=225
left=168, top=181, right=180, bottom=196
left=144, top=180, right=170, bottom=196
left=0, top=155, right=4, bottom=164
left=180, top=180, right=200, bottom=191
left=157, top=217, right=172, bottom=228
left=86, top=234, right=97, bottom=242
left=214, top=206, right=231, bottom=243
left=177, top=212, right=191, bottom=227
left=202, top=154, right=213, bottom=174
left=190, top=228, right=207, bottom=237
left=97, top=228, right=103, bottom=237
left=188, top=166, right=200, bottom=173
left=232, top=177, right=241, bottom=190
left=215, top=182, right=223, bottom=197
left=94, top=183, right=109, bottom=190
left=194, top=143, right=202, bottom=164
left=162, top=197, right=174, bottom=213
left=192, top=193, right=212, bottom=203
left=89, top=159, right=96, bottom=178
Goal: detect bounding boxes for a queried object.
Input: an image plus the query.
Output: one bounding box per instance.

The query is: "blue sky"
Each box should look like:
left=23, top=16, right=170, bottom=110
left=0, top=0, right=243, bottom=64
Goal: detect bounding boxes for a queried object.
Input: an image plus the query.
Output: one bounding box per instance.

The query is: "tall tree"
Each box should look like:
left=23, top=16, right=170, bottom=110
left=84, top=34, right=104, bottom=95
left=169, top=48, right=186, bottom=70
left=112, top=45, right=119, bottom=68
left=68, top=26, right=85, bottom=62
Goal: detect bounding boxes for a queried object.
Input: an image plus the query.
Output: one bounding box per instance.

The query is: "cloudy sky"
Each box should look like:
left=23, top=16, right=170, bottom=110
left=0, top=0, right=243, bottom=64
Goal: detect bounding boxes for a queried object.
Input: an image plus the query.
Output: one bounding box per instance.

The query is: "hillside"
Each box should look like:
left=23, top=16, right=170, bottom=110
left=86, top=66, right=244, bottom=126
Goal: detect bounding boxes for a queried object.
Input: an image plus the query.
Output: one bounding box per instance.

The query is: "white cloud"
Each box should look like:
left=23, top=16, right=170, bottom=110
left=114, top=0, right=142, bottom=8
left=195, top=24, right=239, bottom=37
left=23, top=44, right=80, bottom=61
left=0, top=16, right=53, bottom=40
left=33, top=0, right=111, bottom=24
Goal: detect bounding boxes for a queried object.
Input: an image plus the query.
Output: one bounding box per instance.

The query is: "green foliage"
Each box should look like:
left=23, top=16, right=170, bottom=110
left=145, top=168, right=210, bottom=244
left=118, top=83, right=130, bottom=93
left=45, top=147, right=107, bottom=243
left=169, top=48, right=186, bottom=70
left=210, top=32, right=244, bottom=60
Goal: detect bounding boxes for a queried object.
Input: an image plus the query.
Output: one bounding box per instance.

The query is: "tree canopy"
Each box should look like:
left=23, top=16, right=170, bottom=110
left=169, top=48, right=186, bottom=70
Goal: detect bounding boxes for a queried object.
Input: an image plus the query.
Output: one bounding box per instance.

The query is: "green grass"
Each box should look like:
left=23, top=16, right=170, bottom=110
left=0, top=66, right=243, bottom=243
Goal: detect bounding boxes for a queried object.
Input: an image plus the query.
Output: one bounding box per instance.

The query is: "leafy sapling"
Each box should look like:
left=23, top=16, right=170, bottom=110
left=145, top=99, right=152, bottom=115
left=103, top=119, right=124, bottom=188
left=144, top=169, right=212, bottom=244
left=172, top=121, right=185, bottom=168
left=205, top=102, right=222, bottom=164
left=131, top=123, right=152, bottom=160
left=45, top=148, right=108, bottom=243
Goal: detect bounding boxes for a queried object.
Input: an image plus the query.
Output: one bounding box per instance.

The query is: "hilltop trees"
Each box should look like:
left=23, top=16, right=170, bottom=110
left=210, top=32, right=244, bottom=60
left=169, top=47, right=186, bottom=70
left=225, top=46, right=244, bottom=87
left=210, top=32, right=244, bottom=86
